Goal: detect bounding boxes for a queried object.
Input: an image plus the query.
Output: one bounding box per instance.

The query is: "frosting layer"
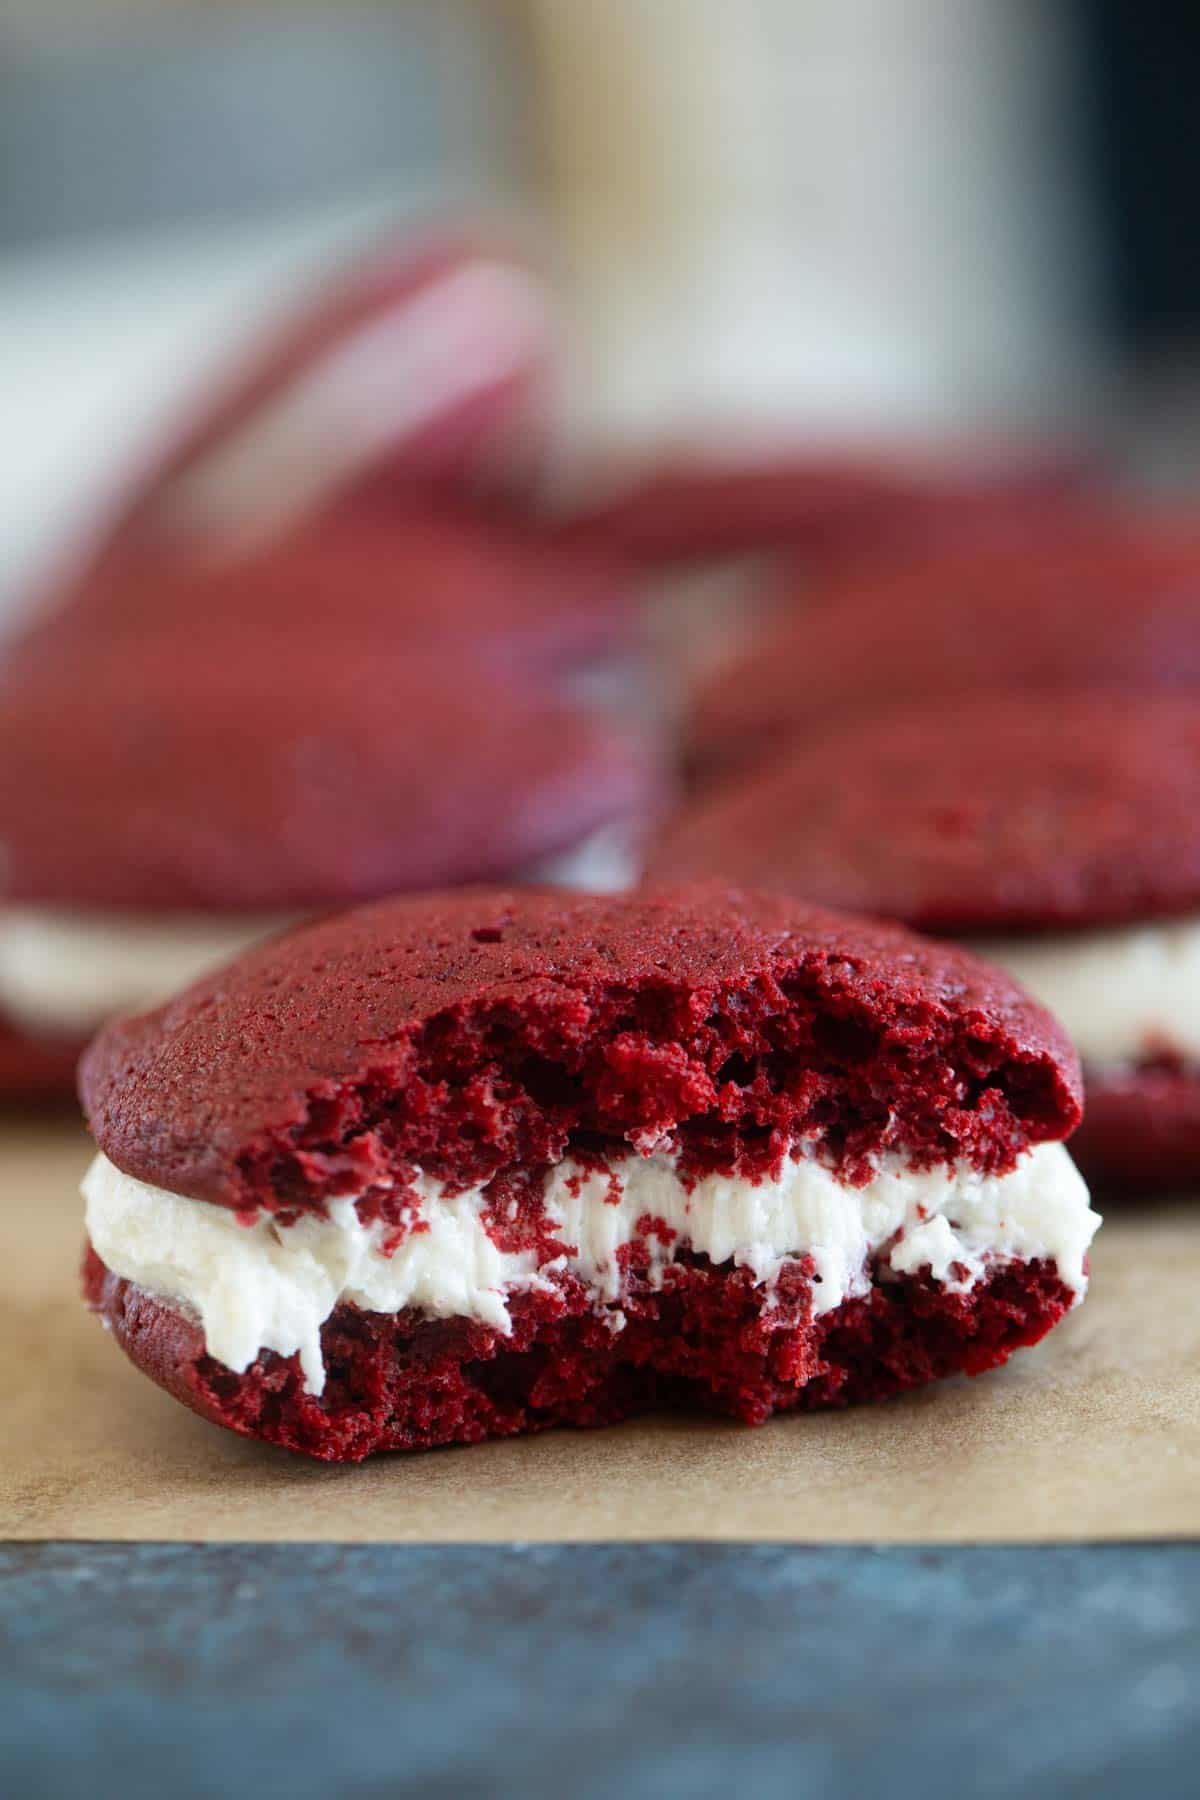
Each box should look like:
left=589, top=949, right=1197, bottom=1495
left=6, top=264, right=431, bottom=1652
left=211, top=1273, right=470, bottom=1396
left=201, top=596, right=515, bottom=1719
left=83, top=1143, right=1098, bottom=1396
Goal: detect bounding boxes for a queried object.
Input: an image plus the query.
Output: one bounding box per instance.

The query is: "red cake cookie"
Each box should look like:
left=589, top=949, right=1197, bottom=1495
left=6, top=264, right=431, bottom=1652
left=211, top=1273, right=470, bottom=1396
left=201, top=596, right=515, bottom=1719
left=12, top=230, right=564, bottom=684
left=561, top=446, right=1085, bottom=570
left=685, top=508, right=1200, bottom=785
left=0, top=642, right=654, bottom=1096
left=651, top=692, right=1200, bottom=1192
left=80, top=885, right=1096, bottom=1460
left=99, top=229, right=551, bottom=561
left=0, top=1016, right=84, bottom=1105
left=16, top=509, right=638, bottom=684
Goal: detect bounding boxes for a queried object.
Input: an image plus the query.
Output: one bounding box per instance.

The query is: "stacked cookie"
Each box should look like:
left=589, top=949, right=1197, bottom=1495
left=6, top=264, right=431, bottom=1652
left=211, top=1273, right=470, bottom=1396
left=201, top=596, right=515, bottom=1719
left=69, top=491, right=1116, bottom=1459
left=12, top=234, right=1128, bottom=1459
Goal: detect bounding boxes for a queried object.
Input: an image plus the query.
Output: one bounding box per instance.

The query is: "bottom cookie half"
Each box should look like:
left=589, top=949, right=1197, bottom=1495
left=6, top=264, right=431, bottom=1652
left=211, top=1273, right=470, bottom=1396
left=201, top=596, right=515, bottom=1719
left=84, top=1245, right=1074, bottom=1462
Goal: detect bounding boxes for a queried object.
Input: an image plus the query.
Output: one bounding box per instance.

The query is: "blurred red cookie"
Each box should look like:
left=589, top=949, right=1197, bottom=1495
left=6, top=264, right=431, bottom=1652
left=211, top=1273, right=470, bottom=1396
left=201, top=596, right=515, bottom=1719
left=560, top=445, right=1086, bottom=570
left=0, top=636, right=657, bottom=1096
left=685, top=507, right=1200, bottom=786
left=16, top=509, right=639, bottom=684
left=651, top=691, right=1200, bottom=1193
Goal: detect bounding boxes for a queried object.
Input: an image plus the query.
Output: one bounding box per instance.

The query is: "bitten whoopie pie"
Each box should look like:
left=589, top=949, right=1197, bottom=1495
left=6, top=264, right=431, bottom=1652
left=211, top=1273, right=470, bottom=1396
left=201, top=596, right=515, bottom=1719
left=650, top=691, right=1200, bottom=1193
left=0, top=642, right=653, bottom=1096
left=80, top=885, right=1097, bottom=1460
left=684, top=509, right=1200, bottom=786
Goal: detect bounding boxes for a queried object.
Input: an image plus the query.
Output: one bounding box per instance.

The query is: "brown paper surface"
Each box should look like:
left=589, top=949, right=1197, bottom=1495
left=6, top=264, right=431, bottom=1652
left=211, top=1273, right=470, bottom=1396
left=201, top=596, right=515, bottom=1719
left=3, top=1122, right=1197, bottom=1543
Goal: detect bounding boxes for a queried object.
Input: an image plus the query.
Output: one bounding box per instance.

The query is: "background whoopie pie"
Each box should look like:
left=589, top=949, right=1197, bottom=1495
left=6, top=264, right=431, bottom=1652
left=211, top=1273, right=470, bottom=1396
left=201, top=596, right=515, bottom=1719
left=0, top=633, right=657, bottom=1098
left=0, top=217, right=665, bottom=1100
left=650, top=690, right=1200, bottom=1195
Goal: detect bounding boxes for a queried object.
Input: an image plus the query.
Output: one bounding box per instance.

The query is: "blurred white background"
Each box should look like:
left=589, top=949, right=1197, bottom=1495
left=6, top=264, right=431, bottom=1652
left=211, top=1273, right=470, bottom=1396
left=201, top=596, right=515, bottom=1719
left=6, top=0, right=1191, bottom=628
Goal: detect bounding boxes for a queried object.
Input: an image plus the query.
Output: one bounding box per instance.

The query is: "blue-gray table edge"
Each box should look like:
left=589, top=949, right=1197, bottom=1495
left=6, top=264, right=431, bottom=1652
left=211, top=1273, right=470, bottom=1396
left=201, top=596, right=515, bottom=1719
left=3, top=1541, right=1198, bottom=1799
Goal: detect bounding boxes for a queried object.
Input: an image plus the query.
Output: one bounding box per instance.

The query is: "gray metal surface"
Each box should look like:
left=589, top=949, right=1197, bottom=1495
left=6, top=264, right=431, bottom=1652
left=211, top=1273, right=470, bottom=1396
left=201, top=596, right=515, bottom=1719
left=2, top=1542, right=1198, bottom=1798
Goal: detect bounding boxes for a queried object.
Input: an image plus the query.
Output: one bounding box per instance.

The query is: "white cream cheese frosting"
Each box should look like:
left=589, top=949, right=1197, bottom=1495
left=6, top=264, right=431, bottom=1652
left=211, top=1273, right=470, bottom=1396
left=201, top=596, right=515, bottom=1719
left=970, top=914, right=1200, bottom=1069
left=84, top=1142, right=1098, bottom=1397
left=0, top=909, right=290, bottom=1035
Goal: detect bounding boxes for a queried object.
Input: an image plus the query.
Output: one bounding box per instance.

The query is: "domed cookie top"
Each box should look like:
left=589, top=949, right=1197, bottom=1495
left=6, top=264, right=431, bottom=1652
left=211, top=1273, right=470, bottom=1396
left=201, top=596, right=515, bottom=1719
left=80, top=884, right=1081, bottom=1214
left=23, top=511, right=636, bottom=681
left=654, top=692, right=1200, bottom=934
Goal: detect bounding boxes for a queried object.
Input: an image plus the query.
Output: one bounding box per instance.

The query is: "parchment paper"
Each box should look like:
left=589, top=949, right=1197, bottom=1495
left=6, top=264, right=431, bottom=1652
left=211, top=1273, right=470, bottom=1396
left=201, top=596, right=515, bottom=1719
left=3, top=1123, right=1197, bottom=1542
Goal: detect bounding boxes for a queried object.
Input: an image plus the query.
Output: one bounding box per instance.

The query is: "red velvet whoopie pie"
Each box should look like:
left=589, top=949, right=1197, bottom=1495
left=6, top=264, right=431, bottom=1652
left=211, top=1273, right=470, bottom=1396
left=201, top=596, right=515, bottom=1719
left=80, top=885, right=1095, bottom=1460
